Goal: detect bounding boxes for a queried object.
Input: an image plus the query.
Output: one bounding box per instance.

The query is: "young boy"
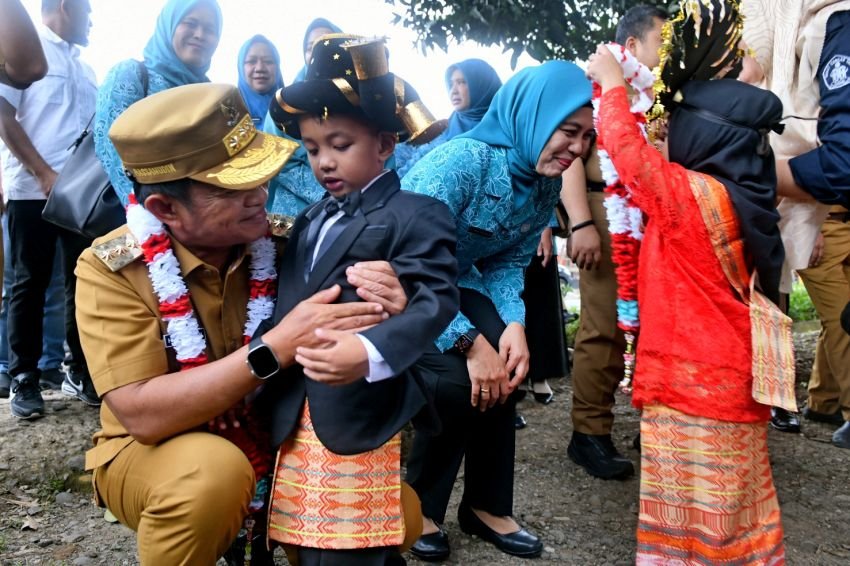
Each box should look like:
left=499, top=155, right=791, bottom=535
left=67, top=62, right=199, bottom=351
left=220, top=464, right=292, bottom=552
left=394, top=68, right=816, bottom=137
left=260, top=35, right=459, bottom=565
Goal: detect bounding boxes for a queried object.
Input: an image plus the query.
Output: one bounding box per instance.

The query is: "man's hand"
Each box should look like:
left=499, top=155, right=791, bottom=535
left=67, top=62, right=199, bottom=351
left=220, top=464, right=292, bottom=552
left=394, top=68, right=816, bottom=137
left=808, top=232, right=825, bottom=268
left=569, top=226, right=602, bottom=270
left=295, top=328, right=369, bottom=386
left=537, top=228, right=553, bottom=267
left=466, top=335, right=510, bottom=411
left=36, top=167, right=57, bottom=197
left=499, top=322, right=529, bottom=391
left=347, top=261, right=408, bottom=315
left=265, top=285, right=387, bottom=365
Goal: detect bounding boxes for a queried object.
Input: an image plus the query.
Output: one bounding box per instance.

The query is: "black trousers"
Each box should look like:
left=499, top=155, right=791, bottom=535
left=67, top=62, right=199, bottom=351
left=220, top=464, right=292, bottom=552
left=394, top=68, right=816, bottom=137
left=57, top=227, right=91, bottom=374
left=406, top=289, right=516, bottom=523
left=7, top=200, right=88, bottom=376
left=523, top=253, right=569, bottom=383
left=296, top=546, right=405, bottom=566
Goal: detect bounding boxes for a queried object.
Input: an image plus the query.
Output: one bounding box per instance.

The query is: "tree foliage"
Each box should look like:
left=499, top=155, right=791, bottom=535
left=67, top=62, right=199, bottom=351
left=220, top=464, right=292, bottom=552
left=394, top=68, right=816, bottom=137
left=387, top=0, right=672, bottom=66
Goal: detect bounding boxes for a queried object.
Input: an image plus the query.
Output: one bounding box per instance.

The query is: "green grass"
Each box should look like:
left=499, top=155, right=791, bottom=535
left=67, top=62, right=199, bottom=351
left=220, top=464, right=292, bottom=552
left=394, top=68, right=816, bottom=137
left=789, top=279, right=818, bottom=322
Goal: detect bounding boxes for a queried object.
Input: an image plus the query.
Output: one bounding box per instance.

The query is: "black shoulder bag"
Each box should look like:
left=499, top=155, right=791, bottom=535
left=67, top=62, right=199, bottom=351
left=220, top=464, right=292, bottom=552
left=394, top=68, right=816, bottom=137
left=42, top=61, right=149, bottom=240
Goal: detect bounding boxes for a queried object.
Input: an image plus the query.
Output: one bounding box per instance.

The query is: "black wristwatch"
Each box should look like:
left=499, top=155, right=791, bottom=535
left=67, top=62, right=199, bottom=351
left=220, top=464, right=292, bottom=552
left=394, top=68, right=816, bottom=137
left=246, top=336, right=280, bottom=380
left=453, top=329, right=481, bottom=355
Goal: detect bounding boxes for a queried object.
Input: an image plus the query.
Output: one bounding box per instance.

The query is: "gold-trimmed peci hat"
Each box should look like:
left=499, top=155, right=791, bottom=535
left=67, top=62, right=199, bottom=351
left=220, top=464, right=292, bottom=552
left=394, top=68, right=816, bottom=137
left=269, top=34, right=445, bottom=145
left=109, top=83, right=299, bottom=190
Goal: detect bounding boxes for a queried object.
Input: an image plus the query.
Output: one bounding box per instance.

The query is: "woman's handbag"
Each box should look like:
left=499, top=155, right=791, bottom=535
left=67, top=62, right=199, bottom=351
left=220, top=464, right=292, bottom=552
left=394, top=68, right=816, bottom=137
left=42, top=61, right=148, bottom=240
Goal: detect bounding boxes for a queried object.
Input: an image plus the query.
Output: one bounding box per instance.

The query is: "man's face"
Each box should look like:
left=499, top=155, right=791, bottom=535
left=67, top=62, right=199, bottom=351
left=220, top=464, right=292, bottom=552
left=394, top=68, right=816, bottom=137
left=627, top=17, right=665, bottom=69
left=168, top=182, right=269, bottom=251
left=61, top=0, right=92, bottom=47
left=300, top=114, right=395, bottom=198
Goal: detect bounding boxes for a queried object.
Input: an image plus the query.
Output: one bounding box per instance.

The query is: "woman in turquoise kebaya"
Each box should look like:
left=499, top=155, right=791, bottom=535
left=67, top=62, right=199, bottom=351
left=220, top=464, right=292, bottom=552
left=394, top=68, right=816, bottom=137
left=402, top=60, right=596, bottom=560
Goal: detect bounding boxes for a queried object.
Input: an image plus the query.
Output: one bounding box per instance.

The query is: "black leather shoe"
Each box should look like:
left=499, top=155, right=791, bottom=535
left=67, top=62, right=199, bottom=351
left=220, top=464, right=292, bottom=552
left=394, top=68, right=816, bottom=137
left=832, top=421, right=850, bottom=449
left=802, top=406, right=845, bottom=426
left=515, top=414, right=528, bottom=429
left=770, top=407, right=801, bottom=433
left=568, top=431, right=634, bottom=480
left=457, top=503, right=542, bottom=558
left=410, top=526, right=450, bottom=562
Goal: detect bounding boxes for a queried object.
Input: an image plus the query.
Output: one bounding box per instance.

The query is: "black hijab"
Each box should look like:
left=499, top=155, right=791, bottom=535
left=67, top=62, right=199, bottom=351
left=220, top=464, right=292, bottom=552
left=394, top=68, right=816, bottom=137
left=667, top=79, right=785, bottom=304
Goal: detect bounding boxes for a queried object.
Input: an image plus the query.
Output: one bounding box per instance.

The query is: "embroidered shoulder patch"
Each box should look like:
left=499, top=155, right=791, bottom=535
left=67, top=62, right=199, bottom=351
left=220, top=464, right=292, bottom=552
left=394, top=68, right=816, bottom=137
left=823, top=54, right=850, bottom=91
left=92, top=233, right=143, bottom=271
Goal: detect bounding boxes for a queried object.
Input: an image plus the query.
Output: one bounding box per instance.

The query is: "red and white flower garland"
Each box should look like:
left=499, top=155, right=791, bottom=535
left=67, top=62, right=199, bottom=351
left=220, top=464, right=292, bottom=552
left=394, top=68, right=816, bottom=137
left=591, top=44, right=655, bottom=392
left=125, top=194, right=277, bottom=366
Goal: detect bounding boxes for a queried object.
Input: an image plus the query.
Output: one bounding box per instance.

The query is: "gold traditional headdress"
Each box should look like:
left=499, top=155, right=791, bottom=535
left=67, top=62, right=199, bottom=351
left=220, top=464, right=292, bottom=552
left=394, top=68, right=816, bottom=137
left=648, top=0, right=745, bottom=123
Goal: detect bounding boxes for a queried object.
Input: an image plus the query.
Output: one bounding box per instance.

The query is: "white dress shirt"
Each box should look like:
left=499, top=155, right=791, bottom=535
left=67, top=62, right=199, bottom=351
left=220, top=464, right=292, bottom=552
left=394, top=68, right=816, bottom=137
left=0, top=25, right=96, bottom=202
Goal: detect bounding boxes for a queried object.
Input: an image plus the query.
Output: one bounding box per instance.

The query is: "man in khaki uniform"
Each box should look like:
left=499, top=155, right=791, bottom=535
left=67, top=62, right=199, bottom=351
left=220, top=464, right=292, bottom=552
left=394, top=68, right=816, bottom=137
left=564, top=4, right=666, bottom=480
left=76, top=83, right=410, bottom=564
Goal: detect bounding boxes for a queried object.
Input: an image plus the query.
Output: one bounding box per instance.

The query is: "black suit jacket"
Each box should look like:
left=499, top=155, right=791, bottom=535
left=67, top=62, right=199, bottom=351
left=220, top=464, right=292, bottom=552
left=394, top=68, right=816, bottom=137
left=259, top=171, right=459, bottom=454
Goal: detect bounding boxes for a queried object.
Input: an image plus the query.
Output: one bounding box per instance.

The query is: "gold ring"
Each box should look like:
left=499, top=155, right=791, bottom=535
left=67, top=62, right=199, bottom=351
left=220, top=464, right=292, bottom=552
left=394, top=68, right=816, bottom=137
left=480, top=388, right=490, bottom=393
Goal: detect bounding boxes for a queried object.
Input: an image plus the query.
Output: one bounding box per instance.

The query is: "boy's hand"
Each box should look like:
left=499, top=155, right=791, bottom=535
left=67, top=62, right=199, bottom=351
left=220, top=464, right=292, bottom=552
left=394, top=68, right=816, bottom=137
left=347, top=261, right=408, bottom=315
left=295, top=328, right=369, bottom=386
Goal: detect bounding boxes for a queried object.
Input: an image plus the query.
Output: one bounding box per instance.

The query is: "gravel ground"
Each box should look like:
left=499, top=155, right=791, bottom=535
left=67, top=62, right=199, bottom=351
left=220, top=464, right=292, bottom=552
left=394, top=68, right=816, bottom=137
left=1, top=330, right=848, bottom=565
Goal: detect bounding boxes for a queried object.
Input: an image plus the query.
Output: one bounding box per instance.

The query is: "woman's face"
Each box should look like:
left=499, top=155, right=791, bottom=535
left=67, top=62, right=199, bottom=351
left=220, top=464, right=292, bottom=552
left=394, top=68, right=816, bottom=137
left=243, top=42, right=278, bottom=94
left=304, top=26, right=334, bottom=66
left=535, top=107, right=595, bottom=178
left=448, top=69, right=470, bottom=111
left=172, top=4, right=220, bottom=70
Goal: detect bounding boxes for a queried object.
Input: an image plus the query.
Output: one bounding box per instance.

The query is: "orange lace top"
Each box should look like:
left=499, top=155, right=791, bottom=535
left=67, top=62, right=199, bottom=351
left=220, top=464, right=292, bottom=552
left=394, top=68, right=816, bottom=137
left=598, top=86, right=769, bottom=423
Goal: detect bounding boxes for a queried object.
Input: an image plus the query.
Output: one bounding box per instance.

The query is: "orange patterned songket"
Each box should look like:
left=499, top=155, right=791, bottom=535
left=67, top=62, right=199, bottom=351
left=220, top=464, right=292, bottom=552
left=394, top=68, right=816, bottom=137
left=268, top=402, right=405, bottom=550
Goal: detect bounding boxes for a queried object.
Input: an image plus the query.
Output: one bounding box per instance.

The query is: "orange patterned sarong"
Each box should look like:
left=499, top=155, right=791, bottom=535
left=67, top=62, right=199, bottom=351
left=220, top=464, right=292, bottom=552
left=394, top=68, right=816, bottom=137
left=636, top=405, right=786, bottom=565
left=268, top=402, right=404, bottom=550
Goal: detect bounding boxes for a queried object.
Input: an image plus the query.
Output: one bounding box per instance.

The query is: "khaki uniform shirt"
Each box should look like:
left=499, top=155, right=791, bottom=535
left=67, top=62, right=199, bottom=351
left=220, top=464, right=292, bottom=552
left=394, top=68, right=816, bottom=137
left=77, top=225, right=251, bottom=471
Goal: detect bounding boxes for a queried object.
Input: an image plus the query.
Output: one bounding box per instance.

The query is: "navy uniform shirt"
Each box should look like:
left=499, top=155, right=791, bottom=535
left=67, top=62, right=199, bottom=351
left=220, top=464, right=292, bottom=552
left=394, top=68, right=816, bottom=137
left=789, top=10, right=850, bottom=207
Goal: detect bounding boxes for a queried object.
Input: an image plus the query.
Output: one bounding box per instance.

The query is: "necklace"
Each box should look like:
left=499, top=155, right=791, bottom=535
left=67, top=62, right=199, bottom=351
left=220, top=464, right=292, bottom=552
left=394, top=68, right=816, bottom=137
left=591, top=44, right=655, bottom=392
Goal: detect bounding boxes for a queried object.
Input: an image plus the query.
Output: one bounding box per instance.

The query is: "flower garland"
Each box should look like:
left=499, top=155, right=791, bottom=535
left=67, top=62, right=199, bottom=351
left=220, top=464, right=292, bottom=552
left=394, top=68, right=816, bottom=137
left=125, top=193, right=277, bottom=477
left=591, top=43, right=655, bottom=392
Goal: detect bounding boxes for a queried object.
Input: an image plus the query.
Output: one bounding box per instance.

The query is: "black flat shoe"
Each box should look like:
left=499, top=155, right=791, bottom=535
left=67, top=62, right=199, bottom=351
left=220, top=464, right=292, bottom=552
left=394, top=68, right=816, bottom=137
left=457, top=503, right=543, bottom=558
left=532, top=391, right=554, bottom=404
left=567, top=431, right=634, bottom=480
left=832, top=421, right=850, bottom=449
left=769, top=407, right=801, bottom=433
left=515, top=414, right=528, bottom=429
left=803, top=406, right=845, bottom=426
left=410, top=527, right=450, bottom=562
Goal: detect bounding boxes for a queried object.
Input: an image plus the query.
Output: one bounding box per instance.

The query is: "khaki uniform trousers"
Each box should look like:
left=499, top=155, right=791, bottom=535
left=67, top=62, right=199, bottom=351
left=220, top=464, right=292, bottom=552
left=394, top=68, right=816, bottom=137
left=94, top=432, right=255, bottom=565
left=571, top=191, right=627, bottom=435
left=798, top=218, right=850, bottom=421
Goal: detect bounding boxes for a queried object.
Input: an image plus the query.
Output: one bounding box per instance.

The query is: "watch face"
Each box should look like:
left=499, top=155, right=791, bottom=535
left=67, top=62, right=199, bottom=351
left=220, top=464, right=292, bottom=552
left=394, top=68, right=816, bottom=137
left=248, top=344, right=279, bottom=379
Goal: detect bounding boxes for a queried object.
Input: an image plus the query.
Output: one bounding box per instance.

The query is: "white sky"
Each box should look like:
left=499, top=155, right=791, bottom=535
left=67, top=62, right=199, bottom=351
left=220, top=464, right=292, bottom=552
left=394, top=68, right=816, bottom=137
left=22, top=0, right=539, bottom=119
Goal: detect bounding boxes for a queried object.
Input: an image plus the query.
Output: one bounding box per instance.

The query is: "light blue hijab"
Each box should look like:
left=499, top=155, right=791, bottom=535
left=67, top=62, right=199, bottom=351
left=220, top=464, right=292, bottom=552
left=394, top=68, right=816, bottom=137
left=143, top=0, right=222, bottom=88
left=238, top=35, right=284, bottom=125
left=460, top=60, right=591, bottom=208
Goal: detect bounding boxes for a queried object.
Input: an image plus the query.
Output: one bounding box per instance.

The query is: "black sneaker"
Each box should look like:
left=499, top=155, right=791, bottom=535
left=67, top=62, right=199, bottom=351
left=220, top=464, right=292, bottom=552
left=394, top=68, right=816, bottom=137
left=568, top=431, right=635, bottom=480
left=0, top=371, right=10, bottom=399
left=61, top=371, right=101, bottom=407
left=10, top=372, right=45, bottom=420
left=39, top=367, right=66, bottom=391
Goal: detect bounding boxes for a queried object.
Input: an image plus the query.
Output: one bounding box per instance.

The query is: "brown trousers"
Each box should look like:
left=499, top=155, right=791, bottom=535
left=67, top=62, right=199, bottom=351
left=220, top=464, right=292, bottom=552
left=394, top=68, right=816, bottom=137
left=798, top=219, right=850, bottom=421
left=94, top=432, right=255, bottom=565
left=570, top=192, right=627, bottom=435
